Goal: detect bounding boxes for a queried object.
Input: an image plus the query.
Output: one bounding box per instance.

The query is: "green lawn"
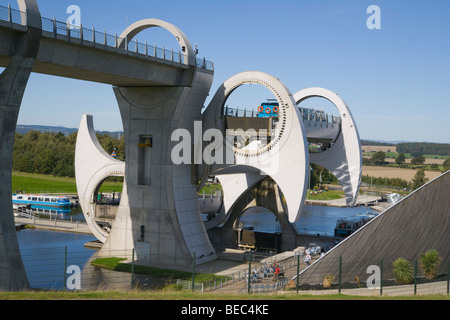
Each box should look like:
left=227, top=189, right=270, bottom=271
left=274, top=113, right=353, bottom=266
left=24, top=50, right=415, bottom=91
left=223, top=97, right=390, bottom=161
left=305, top=189, right=344, bottom=201
left=0, top=290, right=447, bottom=300
left=91, top=257, right=229, bottom=284
left=12, top=171, right=123, bottom=194
left=11, top=172, right=219, bottom=195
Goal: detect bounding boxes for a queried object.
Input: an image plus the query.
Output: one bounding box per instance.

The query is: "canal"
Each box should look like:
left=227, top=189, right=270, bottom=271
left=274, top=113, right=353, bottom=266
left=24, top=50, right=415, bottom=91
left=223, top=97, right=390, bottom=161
left=240, top=204, right=377, bottom=236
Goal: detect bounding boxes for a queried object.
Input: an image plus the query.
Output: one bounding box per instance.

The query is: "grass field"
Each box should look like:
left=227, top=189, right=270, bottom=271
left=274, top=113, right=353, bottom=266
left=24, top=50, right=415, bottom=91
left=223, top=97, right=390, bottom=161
left=362, top=145, right=448, bottom=163
left=0, top=289, right=448, bottom=301
left=306, top=189, right=344, bottom=200
left=362, top=166, right=442, bottom=182
left=11, top=172, right=220, bottom=195
left=12, top=171, right=123, bottom=194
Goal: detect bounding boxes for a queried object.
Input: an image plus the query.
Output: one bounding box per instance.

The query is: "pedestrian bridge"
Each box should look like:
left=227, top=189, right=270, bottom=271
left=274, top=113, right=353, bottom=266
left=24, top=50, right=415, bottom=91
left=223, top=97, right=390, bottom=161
left=0, top=3, right=213, bottom=86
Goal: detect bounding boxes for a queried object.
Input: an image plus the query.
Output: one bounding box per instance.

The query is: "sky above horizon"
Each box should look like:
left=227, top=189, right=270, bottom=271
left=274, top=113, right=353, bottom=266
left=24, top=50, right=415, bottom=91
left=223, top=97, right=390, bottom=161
left=6, top=0, right=450, bottom=143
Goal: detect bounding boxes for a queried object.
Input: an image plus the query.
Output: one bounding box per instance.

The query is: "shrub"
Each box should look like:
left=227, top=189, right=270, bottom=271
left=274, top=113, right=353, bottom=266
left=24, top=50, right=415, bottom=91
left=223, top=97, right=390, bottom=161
left=392, top=258, right=414, bottom=284
left=322, top=274, right=335, bottom=288
left=419, top=249, right=441, bottom=279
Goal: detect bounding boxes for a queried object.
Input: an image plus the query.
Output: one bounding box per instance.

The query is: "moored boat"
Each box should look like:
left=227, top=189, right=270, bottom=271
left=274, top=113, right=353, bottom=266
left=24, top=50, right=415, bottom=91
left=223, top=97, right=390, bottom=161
left=12, top=194, right=72, bottom=207
left=334, top=212, right=378, bottom=237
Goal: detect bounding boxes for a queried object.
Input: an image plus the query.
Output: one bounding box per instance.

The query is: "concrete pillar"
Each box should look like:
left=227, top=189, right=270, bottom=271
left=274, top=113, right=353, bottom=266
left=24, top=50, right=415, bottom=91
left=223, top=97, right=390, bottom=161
left=0, top=0, right=41, bottom=291
left=100, top=69, right=217, bottom=267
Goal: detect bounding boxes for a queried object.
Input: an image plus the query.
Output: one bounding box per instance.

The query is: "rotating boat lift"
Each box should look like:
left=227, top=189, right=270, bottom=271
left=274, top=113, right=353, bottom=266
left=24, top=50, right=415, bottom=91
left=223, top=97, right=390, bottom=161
left=75, top=70, right=362, bottom=263
left=0, top=0, right=360, bottom=269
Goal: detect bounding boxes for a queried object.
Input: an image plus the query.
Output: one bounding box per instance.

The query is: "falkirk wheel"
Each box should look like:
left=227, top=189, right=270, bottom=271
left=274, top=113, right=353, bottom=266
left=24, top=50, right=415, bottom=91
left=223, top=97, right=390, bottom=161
left=75, top=68, right=362, bottom=266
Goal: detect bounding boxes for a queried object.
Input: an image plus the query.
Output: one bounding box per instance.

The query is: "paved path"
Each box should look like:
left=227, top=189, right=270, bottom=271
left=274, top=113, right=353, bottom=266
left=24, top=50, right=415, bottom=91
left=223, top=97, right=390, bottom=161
left=14, top=216, right=92, bottom=234
left=306, top=195, right=382, bottom=207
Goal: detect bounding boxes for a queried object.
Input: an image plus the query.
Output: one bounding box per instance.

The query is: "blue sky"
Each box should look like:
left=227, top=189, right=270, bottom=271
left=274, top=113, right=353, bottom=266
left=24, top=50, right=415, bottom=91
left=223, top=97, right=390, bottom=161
left=7, top=0, right=450, bottom=143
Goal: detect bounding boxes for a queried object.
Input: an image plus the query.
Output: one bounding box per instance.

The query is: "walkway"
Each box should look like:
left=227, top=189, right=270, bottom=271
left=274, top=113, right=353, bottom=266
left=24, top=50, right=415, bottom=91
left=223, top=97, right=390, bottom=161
left=305, top=194, right=382, bottom=208
left=14, top=216, right=92, bottom=234
left=201, top=250, right=318, bottom=295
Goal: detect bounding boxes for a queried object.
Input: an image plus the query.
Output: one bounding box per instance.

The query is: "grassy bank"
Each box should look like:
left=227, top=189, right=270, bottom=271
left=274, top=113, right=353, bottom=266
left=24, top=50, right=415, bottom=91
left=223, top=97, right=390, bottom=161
left=12, top=171, right=123, bottom=194
left=0, top=290, right=448, bottom=300
left=305, top=189, right=344, bottom=201
left=91, top=257, right=229, bottom=285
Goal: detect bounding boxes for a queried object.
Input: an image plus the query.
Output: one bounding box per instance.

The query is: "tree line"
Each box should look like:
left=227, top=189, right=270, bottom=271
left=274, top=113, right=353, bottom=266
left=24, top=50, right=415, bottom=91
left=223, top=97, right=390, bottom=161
left=361, top=140, right=450, bottom=157
left=361, top=171, right=427, bottom=191
left=396, top=142, right=450, bottom=157
left=13, top=130, right=125, bottom=178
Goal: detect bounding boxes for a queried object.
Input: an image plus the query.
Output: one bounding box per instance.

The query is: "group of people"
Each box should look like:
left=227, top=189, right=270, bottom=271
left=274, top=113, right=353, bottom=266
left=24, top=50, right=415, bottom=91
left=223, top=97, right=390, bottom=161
left=303, top=245, right=326, bottom=265
left=245, top=262, right=285, bottom=283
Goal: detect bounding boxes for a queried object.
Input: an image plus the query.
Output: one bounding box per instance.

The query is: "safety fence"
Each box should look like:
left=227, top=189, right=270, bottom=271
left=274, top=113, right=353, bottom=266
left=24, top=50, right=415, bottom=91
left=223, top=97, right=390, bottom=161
left=17, top=246, right=292, bottom=293
left=16, top=244, right=450, bottom=297
left=0, top=4, right=214, bottom=71
left=293, top=255, right=450, bottom=297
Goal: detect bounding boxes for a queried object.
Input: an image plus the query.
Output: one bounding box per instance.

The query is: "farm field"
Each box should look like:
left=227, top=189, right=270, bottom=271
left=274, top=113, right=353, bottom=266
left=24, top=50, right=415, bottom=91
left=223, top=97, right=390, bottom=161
left=362, top=166, right=442, bottom=182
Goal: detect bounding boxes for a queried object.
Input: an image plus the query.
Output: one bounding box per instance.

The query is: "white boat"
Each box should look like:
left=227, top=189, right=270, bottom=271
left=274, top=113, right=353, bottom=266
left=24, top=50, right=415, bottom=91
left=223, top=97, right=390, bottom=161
left=12, top=194, right=72, bottom=207
left=334, top=212, right=378, bottom=237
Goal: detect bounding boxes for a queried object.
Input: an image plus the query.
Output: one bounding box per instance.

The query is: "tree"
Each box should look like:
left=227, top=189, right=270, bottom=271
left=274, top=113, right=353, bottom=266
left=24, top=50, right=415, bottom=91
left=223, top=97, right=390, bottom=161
left=411, top=156, right=425, bottom=165
left=371, top=151, right=386, bottom=165
left=395, top=153, right=406, bottom=166
left=443, top=157, right=450, bottom=172
left=411, top=168, right=428, bottom=190
left=13, top=130, right=124, bottom=178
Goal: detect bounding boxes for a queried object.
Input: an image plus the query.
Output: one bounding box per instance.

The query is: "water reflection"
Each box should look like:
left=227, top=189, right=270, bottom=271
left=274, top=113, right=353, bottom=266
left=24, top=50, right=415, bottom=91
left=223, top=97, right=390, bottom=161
left=17, top=229, right=169, bottom=291
left=17, top=229, right=96, bottom=290
left=240, top=205, right=377, bottom=236
left=18, top=205, right=86, bottom=221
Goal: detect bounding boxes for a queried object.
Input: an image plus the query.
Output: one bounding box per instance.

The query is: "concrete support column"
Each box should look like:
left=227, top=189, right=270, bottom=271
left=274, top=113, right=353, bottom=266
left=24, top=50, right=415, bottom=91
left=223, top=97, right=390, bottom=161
left=0, top=0, right=41, bottom=291
left=100, top=69, right=217, bottom=267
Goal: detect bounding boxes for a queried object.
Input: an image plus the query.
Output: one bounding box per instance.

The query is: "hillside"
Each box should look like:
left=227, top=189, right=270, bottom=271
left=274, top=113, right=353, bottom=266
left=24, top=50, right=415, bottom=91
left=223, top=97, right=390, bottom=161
left=16, top=124, right=123, bottom=139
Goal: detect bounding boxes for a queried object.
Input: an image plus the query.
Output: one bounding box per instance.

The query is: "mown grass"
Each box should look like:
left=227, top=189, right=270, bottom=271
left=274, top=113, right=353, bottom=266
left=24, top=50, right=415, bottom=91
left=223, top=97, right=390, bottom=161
left=305, top=189, right=344, bottom=201
left=0, top=289, right=448, bottom=300
left=91, top=257, right=229, bottom=284
left=11, top=171, right=122, bottom=194
left=12, top=172, right=220, bottom=195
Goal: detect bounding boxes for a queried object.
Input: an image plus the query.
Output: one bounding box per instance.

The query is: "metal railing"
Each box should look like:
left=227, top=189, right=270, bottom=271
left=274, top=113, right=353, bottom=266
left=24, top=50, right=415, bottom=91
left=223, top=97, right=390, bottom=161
left=0, top=4, right=214, bottom=71
left=224, top=105, right=341, bottom=125
left=14, top=241, right=450, bottom=297
left=294, top=255, right=450, bottom=297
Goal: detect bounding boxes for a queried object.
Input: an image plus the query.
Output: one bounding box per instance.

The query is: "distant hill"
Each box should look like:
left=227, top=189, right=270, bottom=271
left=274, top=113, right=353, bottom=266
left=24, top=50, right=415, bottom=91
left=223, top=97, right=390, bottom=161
left=361, top=139, right=411, bottom=146
left=16, top=124, right=123, bottom=139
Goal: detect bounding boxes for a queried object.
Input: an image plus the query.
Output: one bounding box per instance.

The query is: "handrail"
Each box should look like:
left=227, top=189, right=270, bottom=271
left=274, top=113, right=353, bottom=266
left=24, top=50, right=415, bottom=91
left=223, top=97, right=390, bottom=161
left=224, top=105, right=342, bottom=125
left=0, top=4, right=214, bottom=71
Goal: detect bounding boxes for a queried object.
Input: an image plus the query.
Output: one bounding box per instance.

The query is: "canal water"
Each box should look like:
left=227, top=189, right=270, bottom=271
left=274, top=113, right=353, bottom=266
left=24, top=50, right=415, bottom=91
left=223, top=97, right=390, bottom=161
left=16, top=204, right=376, bottom=290
left=239, top=204, right=377, bottom=236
